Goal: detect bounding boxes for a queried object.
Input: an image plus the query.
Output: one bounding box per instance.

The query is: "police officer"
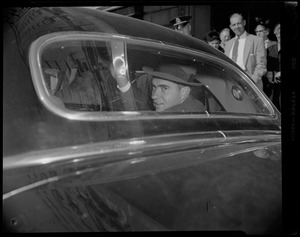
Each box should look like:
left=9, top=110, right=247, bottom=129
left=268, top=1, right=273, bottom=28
left=170, top=15, right=192, bottom=36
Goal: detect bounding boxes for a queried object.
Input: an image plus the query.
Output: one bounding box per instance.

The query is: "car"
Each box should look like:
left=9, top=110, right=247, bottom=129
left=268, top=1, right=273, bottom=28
left=3, top=7, right=282, bottom=233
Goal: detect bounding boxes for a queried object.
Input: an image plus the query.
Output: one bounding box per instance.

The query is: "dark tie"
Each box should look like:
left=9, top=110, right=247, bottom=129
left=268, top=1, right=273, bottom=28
left=231, top=37, right=239, bottom=62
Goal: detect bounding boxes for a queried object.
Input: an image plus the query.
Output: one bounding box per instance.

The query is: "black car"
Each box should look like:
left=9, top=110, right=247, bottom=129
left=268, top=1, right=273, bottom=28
left=3, top=7, right=281, bottom=233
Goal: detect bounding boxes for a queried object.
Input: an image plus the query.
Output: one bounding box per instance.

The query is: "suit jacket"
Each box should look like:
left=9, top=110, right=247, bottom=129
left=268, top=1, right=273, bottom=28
left=225, top=32, right=267, bottom=90
left=120, top=86, right=205, bottom=112
left=164, top=96, right=205, bottom=112
left=267, top=43, right=280, bottom=71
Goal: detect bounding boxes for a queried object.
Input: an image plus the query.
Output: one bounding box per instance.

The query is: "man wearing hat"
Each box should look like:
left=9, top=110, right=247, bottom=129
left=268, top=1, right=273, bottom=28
left=112, top=64, right=205, bottom=112
left=169, top=16, right=192, bottom=36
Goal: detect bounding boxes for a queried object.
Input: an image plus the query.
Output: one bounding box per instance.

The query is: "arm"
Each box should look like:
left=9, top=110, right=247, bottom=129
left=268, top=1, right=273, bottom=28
left=110, top=64, right=149, bottom=111
left=251, top=37, right=267, bottom=83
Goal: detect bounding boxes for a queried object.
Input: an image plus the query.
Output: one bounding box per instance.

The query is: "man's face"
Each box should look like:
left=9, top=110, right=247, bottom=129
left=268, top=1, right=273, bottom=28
left=175, top=23, right=191, bottom=35
left=151, top=78, right=184, bottom=111
left=255, top=25, right=268, bottom=40
left=230, top=15, right=245, bottom=37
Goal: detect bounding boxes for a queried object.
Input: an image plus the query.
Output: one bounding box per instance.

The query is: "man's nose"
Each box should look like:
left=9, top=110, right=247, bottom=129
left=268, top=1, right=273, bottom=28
left=233, top=24, right=239, bottom=30
left=152, top=88, right=160, bottom=99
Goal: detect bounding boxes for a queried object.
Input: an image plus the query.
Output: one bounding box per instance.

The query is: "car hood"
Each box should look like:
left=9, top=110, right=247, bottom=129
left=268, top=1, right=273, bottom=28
left=3, top=131, right=281, bottom=233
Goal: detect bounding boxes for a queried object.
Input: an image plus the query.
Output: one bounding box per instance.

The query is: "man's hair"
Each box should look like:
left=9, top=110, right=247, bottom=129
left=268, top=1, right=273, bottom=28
left=230, top=13, right=244, bottom=21
left=255, top=24, right=267, bottom=31
left=255, top=17, right=272, bottom=30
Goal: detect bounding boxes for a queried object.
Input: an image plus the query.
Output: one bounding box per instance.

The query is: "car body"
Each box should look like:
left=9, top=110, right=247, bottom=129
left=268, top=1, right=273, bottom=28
left=3, top=7, right=282, bottom=233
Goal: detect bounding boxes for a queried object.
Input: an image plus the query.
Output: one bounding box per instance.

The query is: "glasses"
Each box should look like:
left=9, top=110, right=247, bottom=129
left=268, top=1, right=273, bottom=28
left=230, top=22, right=243, bottom=27
left=255, top=30, right=265, bottom=33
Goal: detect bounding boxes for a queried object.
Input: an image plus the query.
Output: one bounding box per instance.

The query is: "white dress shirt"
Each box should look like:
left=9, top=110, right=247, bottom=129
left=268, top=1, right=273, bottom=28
left=229, top=31, right=247, bottom=70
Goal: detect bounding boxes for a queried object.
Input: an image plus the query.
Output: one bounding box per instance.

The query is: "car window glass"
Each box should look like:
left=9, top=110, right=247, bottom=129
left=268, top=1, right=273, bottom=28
left=38, top=36, right=272, bottom=117
left=126, top=44, right=269, bottom=114
left=41, top=40, right=117, bottom=111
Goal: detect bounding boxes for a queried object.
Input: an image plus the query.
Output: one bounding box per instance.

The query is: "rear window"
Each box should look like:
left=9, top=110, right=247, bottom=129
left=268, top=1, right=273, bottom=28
left=29, top=32, right=273, bottom=120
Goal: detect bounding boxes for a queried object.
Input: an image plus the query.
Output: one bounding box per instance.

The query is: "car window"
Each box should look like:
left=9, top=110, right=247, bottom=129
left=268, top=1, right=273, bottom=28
left=31, top=33, right=273, bottom=120
left=41, top=39, right=115, bottom=111
left=126, top=43, right=270, bottom=114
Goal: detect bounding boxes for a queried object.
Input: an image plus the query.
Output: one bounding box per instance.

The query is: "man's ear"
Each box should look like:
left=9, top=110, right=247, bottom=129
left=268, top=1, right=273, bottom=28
left=180, top=86, right=190, bottom=102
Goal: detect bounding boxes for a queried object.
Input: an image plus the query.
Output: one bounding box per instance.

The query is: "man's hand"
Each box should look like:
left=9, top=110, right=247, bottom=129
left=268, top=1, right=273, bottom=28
left=110, top=59, right=129, bottom=88
left=274, top=71, right=281, bottom=83
left=266, top=71, right=274, bottom=83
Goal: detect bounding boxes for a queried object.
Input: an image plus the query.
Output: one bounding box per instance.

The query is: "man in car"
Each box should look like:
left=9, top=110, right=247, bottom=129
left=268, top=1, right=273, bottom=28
left=112, top=64, right=205, bottom=112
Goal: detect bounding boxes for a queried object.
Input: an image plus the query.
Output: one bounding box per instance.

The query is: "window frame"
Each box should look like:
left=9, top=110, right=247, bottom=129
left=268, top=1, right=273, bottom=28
left=29, top=31, right=275, bottom=121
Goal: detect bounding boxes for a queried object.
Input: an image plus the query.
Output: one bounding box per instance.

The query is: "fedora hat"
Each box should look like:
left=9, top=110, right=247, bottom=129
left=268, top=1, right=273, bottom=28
left=170, top=15, right=192, bottom=26
left=142, top=64, right=201, bottom=87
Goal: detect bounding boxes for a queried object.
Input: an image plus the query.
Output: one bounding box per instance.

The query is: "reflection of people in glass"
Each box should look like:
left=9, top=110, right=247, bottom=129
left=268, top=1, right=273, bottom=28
left=112, top=64, right=205, bottom=112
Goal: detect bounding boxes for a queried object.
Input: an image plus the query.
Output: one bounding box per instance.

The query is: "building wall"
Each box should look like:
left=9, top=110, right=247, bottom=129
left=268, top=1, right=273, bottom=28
left=142, top=5, right=211, bottom=40
left=109, top=4, right=282, bottom=41
left=193, top=5, right=211, bottom=40
left=143, top=6, right=177, bottom=27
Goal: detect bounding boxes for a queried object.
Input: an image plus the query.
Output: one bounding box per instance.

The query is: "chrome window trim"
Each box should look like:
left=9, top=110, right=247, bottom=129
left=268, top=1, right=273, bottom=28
left=29, top=31, right=275, bottom=121
left=3, top=129, right=281, bottom=170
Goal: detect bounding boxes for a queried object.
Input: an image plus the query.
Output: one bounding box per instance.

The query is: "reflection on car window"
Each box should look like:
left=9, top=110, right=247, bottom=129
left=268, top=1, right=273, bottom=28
left=42, top=40, right=117, bottom=111
left=39, top=36, right=271, bottom=115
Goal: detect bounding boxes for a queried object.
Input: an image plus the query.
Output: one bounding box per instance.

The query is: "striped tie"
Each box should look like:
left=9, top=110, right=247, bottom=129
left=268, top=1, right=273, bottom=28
left=231, top=37, right=239, bottom=62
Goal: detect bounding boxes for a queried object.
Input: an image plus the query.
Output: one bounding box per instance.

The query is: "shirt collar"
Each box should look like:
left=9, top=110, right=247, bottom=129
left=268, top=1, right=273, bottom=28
left=236, top=31, right=247, bottom=39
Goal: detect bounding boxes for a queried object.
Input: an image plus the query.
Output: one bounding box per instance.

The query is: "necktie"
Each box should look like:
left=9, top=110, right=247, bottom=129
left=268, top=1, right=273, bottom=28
left=231, top=37, right=239, bottom=62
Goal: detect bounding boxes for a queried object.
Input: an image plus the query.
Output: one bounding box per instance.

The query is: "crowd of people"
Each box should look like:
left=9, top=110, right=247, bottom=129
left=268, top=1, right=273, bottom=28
left=169, top=13, right=281, bottom=111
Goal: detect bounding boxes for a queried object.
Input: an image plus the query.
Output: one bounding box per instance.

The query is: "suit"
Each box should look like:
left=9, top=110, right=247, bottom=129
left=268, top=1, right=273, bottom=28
left=267, top=43, right=281, bottom=72
left=120, top=85, right=205, bottom=112
left=164, top=96, right=205, bottom=112
left=265, top=39, right=277, bottom=49
left=266, top=43, right=281, bottom=111
left=262, top=39, right=277, bottom=96
left=225, top=32, right=267, bottom=90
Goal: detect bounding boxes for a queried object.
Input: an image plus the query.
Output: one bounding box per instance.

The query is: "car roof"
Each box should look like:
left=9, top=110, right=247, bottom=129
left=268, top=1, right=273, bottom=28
left=4, top=7, right=233, bottom=65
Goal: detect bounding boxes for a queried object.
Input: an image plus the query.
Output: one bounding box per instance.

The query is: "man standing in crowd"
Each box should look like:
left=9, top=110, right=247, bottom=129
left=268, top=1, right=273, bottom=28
left=254, top=18, right=277, bottom=49
left=254, top=18, right=277, bottom=97
left=266, top=23, right=281, bottom=111
left=169, top=15, right=192, bottom=36
left=225, top=13, right=267, bottom=90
